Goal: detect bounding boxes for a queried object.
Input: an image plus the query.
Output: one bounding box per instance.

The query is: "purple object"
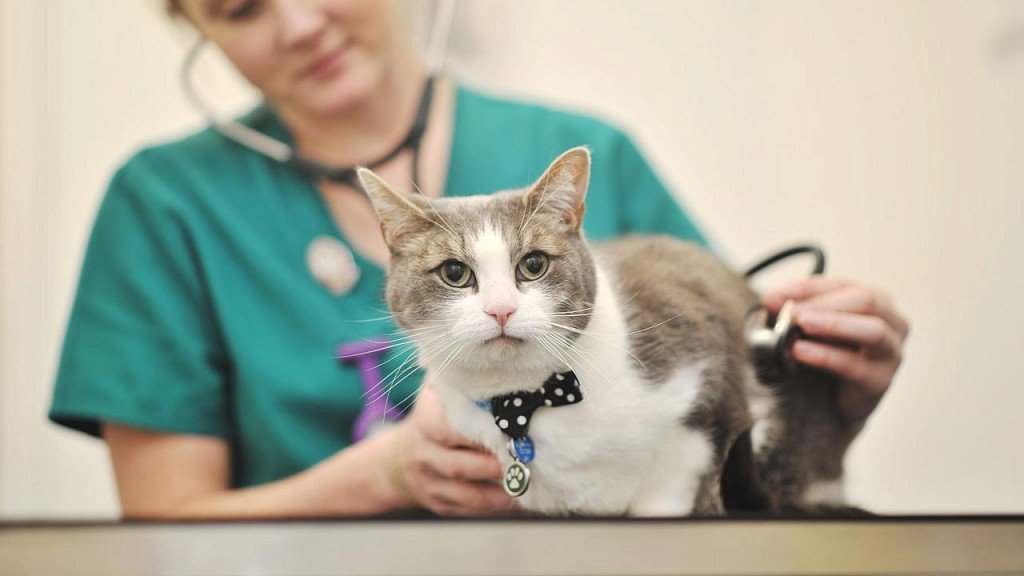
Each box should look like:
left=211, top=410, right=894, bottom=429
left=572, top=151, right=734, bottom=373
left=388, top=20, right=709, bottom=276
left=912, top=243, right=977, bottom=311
left=337, top=338, right=404, bottom=441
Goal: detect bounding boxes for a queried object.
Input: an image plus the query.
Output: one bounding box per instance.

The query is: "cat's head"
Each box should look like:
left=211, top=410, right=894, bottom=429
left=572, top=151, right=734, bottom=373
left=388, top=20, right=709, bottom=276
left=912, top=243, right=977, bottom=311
left=358, top=147, right=597, bottom=396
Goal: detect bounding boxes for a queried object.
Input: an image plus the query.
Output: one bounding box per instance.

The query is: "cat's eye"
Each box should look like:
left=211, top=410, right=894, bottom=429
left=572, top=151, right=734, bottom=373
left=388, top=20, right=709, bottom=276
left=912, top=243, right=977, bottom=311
left=439, top=260, right=474, bottom=288
left=517, top=252, right=549, bottom=281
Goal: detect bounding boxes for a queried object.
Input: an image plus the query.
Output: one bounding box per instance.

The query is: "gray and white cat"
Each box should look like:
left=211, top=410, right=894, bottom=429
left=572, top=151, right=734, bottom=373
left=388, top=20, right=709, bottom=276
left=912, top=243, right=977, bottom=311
left=358, top=148, right=857, bottom=516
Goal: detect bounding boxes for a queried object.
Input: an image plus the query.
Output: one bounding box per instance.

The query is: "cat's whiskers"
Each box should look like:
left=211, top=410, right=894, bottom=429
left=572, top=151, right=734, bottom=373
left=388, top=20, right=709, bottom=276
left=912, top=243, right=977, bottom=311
left=361, top=345, right=424, bottom=405
left=431, top=339, right=471, bottom=387
left=384, top=326, right=449, bottom=344
left=534, top=332, right=600, bottom=405
left=340, top=325, right=447, bottom=373
left=339, top=341, right=422, bottom=388
left=392, top=338, right=469, bottom=414
left=626, top=314, right=681, bottom=336
left=370, top=334, right=446, bottom=397
left=342, top=331, right=428, bottom=353
left=549, top=310, right=595, bottom=319
left=338, top=343, right=399, bottom=360
left=362, top=341, right=417, bottom=378
left=356, top=303, right=395, bottom=316
left=549, top=301, right=598, bottom=317
left=548, top=288, right=641, bottom=319
left=365, top=330, right=454, bottom=404
left=536, top=332, right=612, bottom=421
left=377, top=337, right=458, bottom=425
left=379, top=321, right=452, bottom=342
left=336, top=323, right=446, bottom=358
left=362, top=327, right=454, bottom=399
left=370, top=347, right=436, bottom=410
left=534, top=331, right=573, bottom=373
left=541, top=319, right=647, bottom=371
left=609, top=287, right=644, bottom=309
left=389, top=384, right=423, bottom=416
left=544, top=330, right=621, bottom=394
left=363, top=346, right=418, bottom=403
left=340, top=314, right=402, bottom=324
left=534, top=332, right=599, bottom=417
left=371, top=358, right=424, bottom=406
left=390, top=193, right=460, bottom=243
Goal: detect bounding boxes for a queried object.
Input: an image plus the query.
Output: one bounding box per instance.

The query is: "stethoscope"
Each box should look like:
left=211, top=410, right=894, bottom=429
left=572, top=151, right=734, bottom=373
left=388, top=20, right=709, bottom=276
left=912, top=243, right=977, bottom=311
left=180, top=44, right=437, bottom=193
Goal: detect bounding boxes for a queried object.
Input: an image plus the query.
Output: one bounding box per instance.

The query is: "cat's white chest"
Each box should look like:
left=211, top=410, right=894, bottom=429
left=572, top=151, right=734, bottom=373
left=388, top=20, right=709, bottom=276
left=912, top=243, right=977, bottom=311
left=438, top=352, right=714, bottom=516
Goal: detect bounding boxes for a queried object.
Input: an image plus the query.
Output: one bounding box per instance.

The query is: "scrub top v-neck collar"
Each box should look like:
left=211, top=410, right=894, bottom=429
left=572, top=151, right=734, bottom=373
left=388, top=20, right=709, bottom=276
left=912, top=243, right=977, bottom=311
left=257, top=84, right=465, bottom=282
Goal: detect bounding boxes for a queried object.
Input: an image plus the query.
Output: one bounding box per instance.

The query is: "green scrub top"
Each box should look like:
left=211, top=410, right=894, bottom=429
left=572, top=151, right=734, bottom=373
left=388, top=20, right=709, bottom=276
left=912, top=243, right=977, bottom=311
left=49, top=84, right=710, bottom=488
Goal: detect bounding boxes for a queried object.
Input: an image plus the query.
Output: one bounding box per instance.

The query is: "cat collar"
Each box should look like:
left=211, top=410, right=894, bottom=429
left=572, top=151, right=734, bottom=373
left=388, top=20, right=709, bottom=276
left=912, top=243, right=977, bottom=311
left=477, top=371, right=583, bottom=497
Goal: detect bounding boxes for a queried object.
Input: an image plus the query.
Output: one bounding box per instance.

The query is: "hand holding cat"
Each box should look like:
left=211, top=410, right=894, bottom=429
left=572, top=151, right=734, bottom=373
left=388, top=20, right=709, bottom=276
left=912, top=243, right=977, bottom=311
left=387, top=383, right=520, bottom=516
left=761, top=276, right=910, bottom=423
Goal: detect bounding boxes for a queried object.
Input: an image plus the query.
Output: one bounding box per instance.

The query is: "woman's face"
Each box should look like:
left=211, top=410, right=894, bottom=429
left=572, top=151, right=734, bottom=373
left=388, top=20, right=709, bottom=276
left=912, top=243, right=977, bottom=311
left=179, top=0, right=410, bottom=115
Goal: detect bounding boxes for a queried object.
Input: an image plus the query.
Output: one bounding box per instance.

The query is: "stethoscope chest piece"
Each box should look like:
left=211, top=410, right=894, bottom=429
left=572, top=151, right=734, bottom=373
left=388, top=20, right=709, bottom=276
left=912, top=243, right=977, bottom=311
left=742, top=243, right=826, bottom=381
left=745, top=299, right=804, bottom=382
left=307, top=235, right=360, bottom=296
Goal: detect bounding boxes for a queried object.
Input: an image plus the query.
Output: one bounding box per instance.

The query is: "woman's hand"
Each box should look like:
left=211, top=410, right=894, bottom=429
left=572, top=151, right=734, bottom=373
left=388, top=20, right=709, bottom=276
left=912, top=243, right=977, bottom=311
left=386, top=383, right=519, bottom=517
left=761, top=276, right=910, bottom=423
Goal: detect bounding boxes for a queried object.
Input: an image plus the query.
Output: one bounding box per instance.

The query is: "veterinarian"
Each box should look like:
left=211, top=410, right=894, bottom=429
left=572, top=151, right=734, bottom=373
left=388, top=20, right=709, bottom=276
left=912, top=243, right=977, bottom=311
left=49, top=0, right=909, bottom=518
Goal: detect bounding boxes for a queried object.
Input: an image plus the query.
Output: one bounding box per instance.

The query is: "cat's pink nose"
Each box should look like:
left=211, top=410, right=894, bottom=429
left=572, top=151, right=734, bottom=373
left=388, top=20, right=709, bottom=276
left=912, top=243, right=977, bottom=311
left=486, top=305, right=517, bottom=329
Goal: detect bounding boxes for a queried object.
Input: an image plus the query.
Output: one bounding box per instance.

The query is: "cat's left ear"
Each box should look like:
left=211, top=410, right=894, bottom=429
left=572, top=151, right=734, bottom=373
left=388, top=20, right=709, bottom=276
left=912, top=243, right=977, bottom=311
left=357, top=167, right=434, bottom=249
left=524, top=146, right=590, bottom=230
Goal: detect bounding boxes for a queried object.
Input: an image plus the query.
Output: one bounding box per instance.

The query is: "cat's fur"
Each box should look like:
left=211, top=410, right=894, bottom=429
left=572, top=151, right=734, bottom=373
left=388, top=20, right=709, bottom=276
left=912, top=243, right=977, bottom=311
left=359, top=148, right=857, bottom=516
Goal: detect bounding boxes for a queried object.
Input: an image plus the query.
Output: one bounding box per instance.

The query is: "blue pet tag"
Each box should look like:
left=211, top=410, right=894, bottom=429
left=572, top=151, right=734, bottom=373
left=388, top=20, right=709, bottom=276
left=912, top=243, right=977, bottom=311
left=512, top=436, right=535, bottom=463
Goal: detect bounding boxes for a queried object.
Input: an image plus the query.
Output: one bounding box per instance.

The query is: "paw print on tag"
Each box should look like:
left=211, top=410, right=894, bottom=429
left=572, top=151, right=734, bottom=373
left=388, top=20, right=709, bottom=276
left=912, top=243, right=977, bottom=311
left=503, top=461, right=531, bottom=497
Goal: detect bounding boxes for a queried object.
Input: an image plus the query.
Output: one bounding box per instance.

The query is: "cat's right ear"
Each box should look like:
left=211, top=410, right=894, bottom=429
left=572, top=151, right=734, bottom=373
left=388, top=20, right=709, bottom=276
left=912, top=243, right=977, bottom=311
left=357, top=168, right=433, bottom=249
left=524, top=146, right=591, bottom=230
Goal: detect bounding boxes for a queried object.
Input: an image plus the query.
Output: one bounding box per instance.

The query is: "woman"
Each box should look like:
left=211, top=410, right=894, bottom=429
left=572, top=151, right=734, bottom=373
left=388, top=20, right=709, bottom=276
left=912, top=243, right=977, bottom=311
left=49, top=0, right=908, bottom=518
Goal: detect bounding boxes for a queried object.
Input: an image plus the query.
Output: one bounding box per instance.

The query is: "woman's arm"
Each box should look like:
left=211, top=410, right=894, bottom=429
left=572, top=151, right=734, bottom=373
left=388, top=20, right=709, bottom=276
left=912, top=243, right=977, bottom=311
left=105, top=385, right=517, bottom=519
left=105, top=422, right=406, bottom=519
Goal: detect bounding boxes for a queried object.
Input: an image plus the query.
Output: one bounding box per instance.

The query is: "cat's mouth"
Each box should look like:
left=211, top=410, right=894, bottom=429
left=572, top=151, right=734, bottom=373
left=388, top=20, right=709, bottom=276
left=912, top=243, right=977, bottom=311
left=483, top=335, right=525, bottom=346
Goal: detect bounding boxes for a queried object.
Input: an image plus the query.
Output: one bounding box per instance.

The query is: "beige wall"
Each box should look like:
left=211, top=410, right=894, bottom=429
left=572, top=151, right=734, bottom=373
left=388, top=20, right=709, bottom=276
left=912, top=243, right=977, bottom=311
left=2, top=1, right=1022, bottom=518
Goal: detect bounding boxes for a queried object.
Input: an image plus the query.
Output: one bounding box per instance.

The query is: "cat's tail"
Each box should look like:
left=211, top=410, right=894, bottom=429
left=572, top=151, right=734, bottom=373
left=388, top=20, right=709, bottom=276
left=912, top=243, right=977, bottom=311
left=720, top=427, right=779, bottom=512
left=719, top=428, right=874, bottom=518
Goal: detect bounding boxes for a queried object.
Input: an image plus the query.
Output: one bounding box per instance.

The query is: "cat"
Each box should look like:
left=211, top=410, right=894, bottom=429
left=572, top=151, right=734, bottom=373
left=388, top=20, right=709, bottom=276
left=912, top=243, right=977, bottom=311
left=357, top=147, right=858, bottom=516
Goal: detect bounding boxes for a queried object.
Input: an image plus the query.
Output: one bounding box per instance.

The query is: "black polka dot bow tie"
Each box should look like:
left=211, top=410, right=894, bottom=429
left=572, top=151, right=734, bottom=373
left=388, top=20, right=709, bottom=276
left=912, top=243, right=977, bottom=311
left=489, top=371, right=583, bottom=439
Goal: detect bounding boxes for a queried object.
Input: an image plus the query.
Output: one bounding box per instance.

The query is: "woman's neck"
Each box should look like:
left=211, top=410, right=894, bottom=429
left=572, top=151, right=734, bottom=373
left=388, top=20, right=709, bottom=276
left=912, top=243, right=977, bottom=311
left=276, top=55, right=427, bottom=166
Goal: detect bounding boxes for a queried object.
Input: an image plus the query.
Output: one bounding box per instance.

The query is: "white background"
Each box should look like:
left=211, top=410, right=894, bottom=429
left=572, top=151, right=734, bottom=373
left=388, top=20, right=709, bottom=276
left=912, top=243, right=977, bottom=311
left=2, top=1, right=1022, bottom=518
